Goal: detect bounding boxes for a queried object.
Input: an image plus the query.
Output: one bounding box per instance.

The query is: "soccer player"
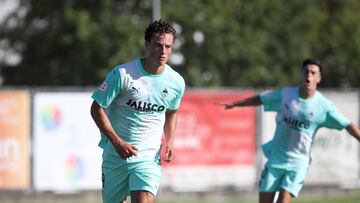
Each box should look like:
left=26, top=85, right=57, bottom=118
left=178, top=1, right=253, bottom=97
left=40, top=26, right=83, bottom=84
left=90, top=20, right=185, bottom=203
left=217, top=59, right=360, bottom=203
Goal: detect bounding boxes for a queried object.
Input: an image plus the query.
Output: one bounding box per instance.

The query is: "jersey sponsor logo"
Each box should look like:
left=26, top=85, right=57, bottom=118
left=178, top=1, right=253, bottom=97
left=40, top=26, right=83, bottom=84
left=283, top=115, right=310, bottom=130
left=98, top=81, right=108, bottom=91
left=126, top=99, right=165, bottom=112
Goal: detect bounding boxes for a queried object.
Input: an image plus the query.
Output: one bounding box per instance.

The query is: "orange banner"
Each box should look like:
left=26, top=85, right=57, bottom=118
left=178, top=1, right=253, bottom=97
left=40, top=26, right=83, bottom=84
left=0, top=90, right=30, bottom=189
left=163, top=90, right=257, bottom=166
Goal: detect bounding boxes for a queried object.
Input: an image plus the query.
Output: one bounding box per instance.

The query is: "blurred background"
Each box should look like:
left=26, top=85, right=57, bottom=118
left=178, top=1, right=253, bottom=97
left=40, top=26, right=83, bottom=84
left=0, top=0, right=360, bottom=203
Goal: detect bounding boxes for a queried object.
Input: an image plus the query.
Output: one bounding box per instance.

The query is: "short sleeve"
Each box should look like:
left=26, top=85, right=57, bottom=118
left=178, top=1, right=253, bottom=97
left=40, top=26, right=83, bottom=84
left=260, top=88, right=282, bottom=112
left=91, top=66, right=123, bottom=108
left=168, top=79, right=185, bottom=110
left=322, top=101, right=351, bottom=130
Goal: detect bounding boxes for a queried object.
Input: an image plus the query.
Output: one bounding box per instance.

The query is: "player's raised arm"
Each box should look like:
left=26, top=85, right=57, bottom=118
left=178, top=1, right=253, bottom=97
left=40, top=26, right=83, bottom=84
left=217, top=95, right=263, bottom=110
left=346, top=122, right=360, bottom=142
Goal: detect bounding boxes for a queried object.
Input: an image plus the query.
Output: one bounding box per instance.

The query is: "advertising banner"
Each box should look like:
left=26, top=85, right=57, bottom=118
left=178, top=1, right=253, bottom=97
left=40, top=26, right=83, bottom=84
left=33, top=92, right=102, bottom=191
left=161, top=90, right=257, bottom=191
left=0, top=90, right=30, bottom=189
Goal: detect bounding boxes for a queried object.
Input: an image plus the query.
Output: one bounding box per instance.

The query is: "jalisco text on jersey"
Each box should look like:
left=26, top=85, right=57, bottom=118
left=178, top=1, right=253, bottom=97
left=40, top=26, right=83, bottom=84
left=126, top=99, right=165, bottom=112
left=283, top=116, right=310, bottom=129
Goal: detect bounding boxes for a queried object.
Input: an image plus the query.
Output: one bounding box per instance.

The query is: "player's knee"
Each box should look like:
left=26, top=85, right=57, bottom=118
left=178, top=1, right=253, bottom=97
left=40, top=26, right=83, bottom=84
left=120, top=197, right=127, bottom=203
left=277, top=190, right=292, bottom=203
left=131, top=190, right=155, bottom=203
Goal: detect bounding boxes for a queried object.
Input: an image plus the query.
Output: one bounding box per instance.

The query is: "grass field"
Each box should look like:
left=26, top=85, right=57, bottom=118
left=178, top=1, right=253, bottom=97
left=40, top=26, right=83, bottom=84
left=158, top=194, right=360, bottom=203
left=1, top=196, right=360, bottom=203
left=1, top=191, right=360, bottom=203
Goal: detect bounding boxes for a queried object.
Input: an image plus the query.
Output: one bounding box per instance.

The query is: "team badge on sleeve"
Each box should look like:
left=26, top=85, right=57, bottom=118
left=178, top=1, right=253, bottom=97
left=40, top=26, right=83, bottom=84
left=161, top=88, right=168, bottom=98
left=98, top=81, right=108, bottom=91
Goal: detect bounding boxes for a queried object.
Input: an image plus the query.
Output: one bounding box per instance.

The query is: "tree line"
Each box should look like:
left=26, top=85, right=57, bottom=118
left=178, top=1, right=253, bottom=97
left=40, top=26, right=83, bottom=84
left=1, top=0, right=359, bottom=88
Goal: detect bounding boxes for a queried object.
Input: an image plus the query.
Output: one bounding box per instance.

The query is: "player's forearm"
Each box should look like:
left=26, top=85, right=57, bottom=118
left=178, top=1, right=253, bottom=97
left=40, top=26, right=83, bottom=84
left=232, top=95, right=262, bottom=107
left=90, top=101, right=122, bottom=145
left=164, top=126, right=176, bottom=147
left=346, top=123, right=360, bottom=142
left=164, top=110, right=178, bottom=146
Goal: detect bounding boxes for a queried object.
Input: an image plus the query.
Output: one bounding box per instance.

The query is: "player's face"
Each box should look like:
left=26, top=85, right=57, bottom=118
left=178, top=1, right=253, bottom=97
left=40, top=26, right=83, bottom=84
left=145, top=33, right=174, bottom=68
left=301, top=64, right=321, bottom=91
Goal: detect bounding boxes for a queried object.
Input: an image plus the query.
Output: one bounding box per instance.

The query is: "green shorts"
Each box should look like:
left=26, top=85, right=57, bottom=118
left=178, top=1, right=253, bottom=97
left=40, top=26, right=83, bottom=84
left=258, top=164, right=308, bottom=197
left=101, top=154, right=161, bottom=203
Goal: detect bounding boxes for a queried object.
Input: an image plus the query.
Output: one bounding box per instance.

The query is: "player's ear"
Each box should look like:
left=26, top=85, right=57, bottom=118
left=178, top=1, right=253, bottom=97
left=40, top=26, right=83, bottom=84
left=145, top=40, right=150, bottom=48
left=315, top=76, right=321, bottom=85
left=317, top=71, right=322, bottom=83
left=315, top=65, right=322, bottom=84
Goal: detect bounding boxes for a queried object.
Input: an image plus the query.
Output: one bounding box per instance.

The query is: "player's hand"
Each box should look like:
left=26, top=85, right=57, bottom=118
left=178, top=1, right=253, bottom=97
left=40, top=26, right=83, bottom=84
left=215, top=102, right=235, bottom=110
left=113, top=139, right=138, bottom=160
left=162, top=144, right=174, bottom=163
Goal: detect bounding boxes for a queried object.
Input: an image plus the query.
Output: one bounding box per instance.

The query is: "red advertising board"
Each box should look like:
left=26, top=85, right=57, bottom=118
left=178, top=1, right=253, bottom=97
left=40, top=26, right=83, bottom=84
left=163, top=90, right=257, bottom=167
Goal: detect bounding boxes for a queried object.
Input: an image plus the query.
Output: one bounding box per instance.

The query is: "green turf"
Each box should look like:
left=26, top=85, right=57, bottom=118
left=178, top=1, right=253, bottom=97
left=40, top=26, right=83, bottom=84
left=158, top=194, right=360, bottom=203
left=1, top=193, right=360, bottom=203
left=292, top=195, right=360, bottom=203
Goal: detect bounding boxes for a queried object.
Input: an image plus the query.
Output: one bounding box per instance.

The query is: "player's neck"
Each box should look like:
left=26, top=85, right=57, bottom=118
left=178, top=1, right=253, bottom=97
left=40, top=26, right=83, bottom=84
left=299, top=86, right=317, bottom=99
left=141, top=58, right=165, bottom=75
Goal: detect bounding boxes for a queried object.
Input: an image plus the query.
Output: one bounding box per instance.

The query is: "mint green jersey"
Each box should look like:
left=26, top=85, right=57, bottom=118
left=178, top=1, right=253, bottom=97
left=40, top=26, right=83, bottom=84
left=92, top=58, right=185, bottom=158
left=260, top=87, right=350, bottom=170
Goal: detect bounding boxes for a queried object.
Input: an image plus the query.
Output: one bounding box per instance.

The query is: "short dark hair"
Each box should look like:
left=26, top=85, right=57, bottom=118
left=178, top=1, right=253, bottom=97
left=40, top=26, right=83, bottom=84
left=302, top=58, right=322, bottom=75
left=144, top=19, right=176, bottom=42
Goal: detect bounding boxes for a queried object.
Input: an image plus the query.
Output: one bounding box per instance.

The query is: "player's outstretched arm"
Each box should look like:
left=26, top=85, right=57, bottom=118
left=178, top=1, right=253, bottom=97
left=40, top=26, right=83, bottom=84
left=346, top=122, right=360, bottom=142
left=217, top=95, right=263, bottom=110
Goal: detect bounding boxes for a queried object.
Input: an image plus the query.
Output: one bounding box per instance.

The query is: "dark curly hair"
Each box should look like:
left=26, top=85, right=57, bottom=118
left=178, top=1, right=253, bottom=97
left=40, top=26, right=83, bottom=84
left=144, top=19, right=176, bottom=42
left=302, top=58, right=323, bottom=75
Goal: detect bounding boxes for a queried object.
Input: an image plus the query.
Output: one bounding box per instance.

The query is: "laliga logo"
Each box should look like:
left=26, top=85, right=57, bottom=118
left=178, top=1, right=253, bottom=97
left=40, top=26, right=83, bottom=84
left=98, top=81, right=108, bottom=92
left=41, top=104, right=62, bottom=131
left=64, top=154, right=84, bottom=183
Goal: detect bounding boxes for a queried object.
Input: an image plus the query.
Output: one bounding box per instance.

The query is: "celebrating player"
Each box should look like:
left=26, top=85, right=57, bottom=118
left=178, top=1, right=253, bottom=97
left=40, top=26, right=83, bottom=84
left=218, top=59, right=360, bottom=203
